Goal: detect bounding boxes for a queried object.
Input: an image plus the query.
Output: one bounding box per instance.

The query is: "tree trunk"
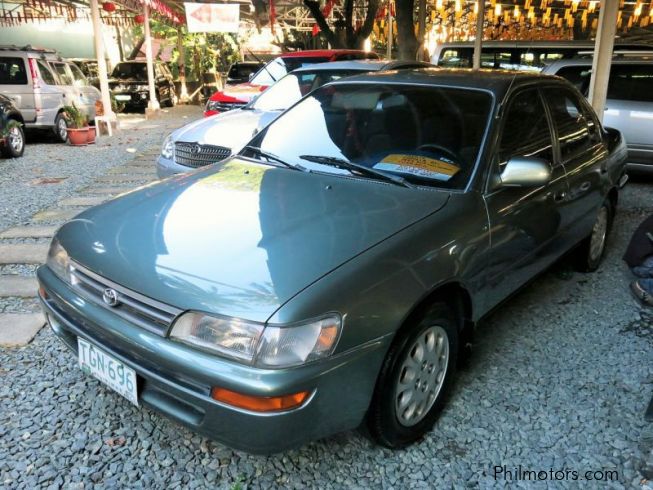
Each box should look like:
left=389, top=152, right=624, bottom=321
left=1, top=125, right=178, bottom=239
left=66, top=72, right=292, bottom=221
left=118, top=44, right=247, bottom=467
left=127, top=37, right=144, bottom=60
left=395, top=0, right=418, bottom=60
left=304, top=0, right=380, bottom=49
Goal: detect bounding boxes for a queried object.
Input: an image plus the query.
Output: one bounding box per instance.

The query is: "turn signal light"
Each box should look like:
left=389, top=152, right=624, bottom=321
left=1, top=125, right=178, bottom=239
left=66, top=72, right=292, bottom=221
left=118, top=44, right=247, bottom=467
left=210, top=387, right=310, bottom=412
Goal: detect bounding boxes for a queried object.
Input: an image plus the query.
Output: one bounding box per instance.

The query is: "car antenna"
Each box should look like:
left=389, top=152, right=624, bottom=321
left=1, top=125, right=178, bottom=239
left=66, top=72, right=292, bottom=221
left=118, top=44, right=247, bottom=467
left=499, top=40, right=535, bottom=113
left=247, top=48, right=277, bottom=82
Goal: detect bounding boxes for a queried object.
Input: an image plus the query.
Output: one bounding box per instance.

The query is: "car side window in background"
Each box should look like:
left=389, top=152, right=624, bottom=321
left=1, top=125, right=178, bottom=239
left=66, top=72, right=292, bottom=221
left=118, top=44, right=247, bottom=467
left=543, top=87, right=592, bottom=161
left=0, top=57, right=27, bottom=85
left=36, top=60, right=57, bottom=85
left=498, top=89, right=554, bottom=168
left=607, top=65, right=653, bottom=102
left=51, top=62, right=74, bottom=85
left=67, top=63, right=88, bottom=86
left=554, top=66, right=591, bottom=93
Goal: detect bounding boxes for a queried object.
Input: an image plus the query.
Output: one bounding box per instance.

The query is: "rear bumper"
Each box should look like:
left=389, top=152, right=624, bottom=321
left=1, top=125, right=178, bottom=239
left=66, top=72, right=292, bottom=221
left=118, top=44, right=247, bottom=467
left=37, top=266, right=388, bottom=453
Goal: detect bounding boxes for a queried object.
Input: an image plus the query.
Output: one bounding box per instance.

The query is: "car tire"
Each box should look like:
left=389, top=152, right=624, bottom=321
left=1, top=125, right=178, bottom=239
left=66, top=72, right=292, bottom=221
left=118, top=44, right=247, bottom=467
left=1, top=121, right=25, bottom=158
left=53, top=113, right=68, bottom=143
left=575, top=199, right=614, bottom=272
left=367, top=302, right=459, bottom=448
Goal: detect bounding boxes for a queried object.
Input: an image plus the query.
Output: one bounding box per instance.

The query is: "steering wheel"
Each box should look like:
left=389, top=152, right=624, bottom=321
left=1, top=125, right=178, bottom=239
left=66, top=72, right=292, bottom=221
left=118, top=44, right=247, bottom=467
left=416, top=144, right=461, bottom=165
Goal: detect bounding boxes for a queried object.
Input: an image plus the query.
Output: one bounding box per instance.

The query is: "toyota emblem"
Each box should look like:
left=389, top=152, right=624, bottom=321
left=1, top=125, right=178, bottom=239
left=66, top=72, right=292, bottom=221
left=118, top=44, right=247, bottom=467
left=191, top=144, right=201, bottom=154
left=102, top=288, right=120, bottom=307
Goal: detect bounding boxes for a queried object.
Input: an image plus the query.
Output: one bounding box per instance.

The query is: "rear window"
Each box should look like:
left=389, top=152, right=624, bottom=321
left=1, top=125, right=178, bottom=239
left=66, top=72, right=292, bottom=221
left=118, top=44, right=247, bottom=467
left=0, top=57, right=27, bottom=85
left=111, top=62, right=147, bottom=80
left=607, top=65, right=653, bottom=102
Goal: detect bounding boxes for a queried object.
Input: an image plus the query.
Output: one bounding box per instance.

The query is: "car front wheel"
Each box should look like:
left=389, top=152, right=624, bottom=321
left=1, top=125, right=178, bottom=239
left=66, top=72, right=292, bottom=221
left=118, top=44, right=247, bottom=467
left=367, top=302, right=459, bottom=448
left=575, top=199, right=614, bottom=272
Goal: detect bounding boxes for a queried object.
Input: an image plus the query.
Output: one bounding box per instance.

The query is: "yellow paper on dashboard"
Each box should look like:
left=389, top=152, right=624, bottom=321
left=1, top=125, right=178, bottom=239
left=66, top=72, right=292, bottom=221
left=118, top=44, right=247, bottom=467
left=374, top=154, right=460, bottom=181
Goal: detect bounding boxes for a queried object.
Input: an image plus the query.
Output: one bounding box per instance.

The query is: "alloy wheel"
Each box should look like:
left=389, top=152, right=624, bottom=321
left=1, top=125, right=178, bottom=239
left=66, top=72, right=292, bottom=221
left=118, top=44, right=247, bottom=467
left=8, top=126, right=23, bottom=153
left=589, top=206, right=608, bottom=262
left=394, top=325, right=449, bottom=427
left=58, top=118, right=67, bottom=141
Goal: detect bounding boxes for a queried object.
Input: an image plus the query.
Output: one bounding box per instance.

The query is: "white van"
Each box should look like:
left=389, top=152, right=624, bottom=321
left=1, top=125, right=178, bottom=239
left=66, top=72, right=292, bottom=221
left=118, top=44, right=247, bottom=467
left=0, top=45, right=100, bottom=142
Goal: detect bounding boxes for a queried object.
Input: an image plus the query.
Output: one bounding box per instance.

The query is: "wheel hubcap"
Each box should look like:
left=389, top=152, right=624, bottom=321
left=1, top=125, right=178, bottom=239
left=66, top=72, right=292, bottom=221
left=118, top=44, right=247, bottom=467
left=8, top=127, right=22, bottom=152
left=589, top=206, right=608, bottom=262
left=394, top=325, right=449, bottom=427
left=58, top=119, right=67, bottom=139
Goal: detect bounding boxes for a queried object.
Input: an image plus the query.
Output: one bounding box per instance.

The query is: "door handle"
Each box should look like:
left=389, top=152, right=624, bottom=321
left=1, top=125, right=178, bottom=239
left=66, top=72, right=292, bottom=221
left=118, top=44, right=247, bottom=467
left=579, top=182, right=591, bottom=192
left=553, top=191, right=566, bottom=203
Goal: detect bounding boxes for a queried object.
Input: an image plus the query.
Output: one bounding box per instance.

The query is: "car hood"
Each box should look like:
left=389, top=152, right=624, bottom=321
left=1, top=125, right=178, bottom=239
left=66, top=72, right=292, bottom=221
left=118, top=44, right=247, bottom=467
left=171, top=109, right=279, bottom=152
left=58, top=159, right=449, bottom=322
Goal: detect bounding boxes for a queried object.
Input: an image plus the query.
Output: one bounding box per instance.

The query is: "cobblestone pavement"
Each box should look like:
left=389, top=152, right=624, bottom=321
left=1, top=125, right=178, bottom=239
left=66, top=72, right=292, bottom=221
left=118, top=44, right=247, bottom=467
left=0, top=115, right=652, bottom=488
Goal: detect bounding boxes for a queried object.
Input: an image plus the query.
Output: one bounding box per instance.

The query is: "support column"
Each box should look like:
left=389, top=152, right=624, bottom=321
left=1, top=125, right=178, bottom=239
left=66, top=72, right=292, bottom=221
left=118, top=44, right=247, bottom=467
left=89, top=0, right=116, bottom=126
left=177, top=27, right=189, bottom=103
left=472, top=0, right=485, bottom=70
left=386, top=1, right=393, bottom=60
left=143, top=4, right=160, bottom=114
left=588, top=0, right=618, bottom=122
left=417, top=0, right=426, bottom=61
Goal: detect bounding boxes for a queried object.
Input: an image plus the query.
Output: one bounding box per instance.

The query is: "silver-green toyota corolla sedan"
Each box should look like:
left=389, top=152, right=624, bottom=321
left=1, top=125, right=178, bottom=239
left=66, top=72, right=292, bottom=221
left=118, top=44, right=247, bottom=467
left=38, top=69, right=627, bottom=453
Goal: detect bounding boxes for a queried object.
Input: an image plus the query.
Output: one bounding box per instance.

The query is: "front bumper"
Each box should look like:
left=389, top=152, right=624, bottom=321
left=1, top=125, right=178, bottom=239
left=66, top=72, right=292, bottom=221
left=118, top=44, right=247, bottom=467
left=156, top=155, right=195, bottom=178
left=37, top=266, right=389, bottom=453
left=112, top=91, right=149, bottom=107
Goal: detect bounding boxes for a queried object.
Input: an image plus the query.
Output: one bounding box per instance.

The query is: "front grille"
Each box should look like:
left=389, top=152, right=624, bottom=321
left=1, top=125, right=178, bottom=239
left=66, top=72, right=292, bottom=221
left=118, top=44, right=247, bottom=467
left=212, top=101, right=245, bottom=112
left=69, top=262, right=182, bottom=337
left=174, top=142, right=232, bottom=168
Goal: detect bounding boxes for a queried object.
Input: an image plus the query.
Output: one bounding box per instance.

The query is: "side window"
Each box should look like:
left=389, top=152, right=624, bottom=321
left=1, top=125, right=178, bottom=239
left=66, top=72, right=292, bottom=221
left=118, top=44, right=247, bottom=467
left=0, top=57, right=27, bottom=85
left=607, top=65, right=653, bottom=102
left=543, top=87, right=592, bottom=161
left=36, top=60, right=57, bottom=85
left=67, top=63, right=88, bottom=86
left=51, top=62, right=74, bottom=85
left=498, top=89, right=554, bottom=169
left=554, top=65, right=592, bottom=94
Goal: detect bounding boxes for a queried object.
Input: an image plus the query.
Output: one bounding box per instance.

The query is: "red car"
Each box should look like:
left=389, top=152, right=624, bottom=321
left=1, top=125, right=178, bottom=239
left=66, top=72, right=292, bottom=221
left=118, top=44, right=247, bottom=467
left=204, top=49, right=379, bottom=117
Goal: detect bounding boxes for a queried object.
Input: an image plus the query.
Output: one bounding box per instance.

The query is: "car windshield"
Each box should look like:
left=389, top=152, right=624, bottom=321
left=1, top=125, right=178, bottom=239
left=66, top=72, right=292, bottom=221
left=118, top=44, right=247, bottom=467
left=111, top=62, right=146, bottom=80
left=246, top=83, right=493, bottom=189
left=251, top=69, right=365, bottom=112
left=250, top=56, right=331, bottom=86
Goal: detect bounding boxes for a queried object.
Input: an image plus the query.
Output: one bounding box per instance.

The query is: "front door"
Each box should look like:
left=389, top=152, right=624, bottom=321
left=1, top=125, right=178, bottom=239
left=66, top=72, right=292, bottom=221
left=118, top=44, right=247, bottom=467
left=481, top=87, right=569, bottom=312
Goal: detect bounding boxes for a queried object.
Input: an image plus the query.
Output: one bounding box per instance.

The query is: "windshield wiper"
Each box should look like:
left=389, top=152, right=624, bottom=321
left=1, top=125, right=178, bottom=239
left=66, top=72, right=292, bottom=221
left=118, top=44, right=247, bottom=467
left=243, top=146, right=307, bottom=172
left=299, top=155, right=414, bottom=189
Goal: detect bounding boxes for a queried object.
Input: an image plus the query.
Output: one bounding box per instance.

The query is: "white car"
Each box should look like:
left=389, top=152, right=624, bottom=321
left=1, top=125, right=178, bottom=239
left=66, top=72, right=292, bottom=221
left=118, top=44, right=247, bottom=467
left=0, top=45, right=101, bottom=142
left=157, top=59, right=431, bottom=178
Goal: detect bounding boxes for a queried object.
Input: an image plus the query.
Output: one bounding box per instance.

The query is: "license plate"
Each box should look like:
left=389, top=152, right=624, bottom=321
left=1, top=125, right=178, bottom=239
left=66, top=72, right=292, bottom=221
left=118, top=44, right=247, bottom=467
left=78, top=338, right=138, bottom=406
left=114, top=95, right=131, bottom=101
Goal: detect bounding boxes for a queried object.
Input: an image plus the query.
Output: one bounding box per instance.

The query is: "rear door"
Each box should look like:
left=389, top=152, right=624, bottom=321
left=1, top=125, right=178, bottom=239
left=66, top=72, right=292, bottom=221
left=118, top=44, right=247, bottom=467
left=34, top=59, right=62, bottom=126
left=68, top=62, right=100, bottom=119
left=49, top=61, right=80, bottom=109
left=604, top=64, right=653, bottom=160
left=481, top=87, right=569, bottom=311
left=541, top=85, right=605, bottom=246
left=0, top=56, right=34, bottom=122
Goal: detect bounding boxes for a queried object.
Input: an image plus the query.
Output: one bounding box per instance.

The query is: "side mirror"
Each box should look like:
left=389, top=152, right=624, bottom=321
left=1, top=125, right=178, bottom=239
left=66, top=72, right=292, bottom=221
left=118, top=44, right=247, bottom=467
left=499, top=157, right=551, bottom=187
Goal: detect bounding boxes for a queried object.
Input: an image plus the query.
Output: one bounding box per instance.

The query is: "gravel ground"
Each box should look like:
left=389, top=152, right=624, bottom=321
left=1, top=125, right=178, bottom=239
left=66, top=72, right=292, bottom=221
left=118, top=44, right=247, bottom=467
left=0, top=135, right=652, bottom=488
left=0, top=106, right=200, bottom=231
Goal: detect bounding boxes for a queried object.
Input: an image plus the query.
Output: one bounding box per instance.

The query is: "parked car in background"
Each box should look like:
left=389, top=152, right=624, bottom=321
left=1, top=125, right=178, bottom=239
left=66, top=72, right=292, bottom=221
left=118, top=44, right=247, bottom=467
left=0, top=45, right=101, bottom=142
left=226, top=61, right=265, bottom=85
left=39, top=69, right=626, bottom=453
left=543, top=58, right=653, bottom=170
left=432, top=41, right=652, bottom=71
left=204, top=49, right=379, bottom=117
left=109, top=60, right=176, bottom=111
left=0, top=93, right=24, bottom=158
left=158, top=60, right=432, bottom=178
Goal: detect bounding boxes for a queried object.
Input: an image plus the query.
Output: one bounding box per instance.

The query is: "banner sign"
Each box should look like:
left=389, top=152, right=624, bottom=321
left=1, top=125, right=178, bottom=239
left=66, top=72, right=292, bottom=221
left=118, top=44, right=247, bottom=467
left=184, top=3, right=239, bottom=33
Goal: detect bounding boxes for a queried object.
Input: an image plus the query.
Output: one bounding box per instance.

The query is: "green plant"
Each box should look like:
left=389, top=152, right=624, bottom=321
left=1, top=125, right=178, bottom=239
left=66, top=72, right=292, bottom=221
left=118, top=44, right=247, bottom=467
left=62, top=104, right=88, bottom=129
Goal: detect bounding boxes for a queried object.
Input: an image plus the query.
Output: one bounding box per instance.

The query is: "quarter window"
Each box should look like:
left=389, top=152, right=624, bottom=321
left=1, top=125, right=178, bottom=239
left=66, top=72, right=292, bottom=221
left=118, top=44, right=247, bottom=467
left=0, top=57, right=27, bottom=85
left=543, top=88, right=592, bottom=161
left=36, top=60, right=56, bottom=85
left=498, top=89, right=554, bottom=167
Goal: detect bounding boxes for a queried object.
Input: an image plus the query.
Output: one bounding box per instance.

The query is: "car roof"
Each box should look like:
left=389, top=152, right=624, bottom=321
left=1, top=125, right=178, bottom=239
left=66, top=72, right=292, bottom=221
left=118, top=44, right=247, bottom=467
left=328, top=67, right=561, bottom=97
left=292, top=59, right=433, bottom=73
left=279, top=49, right=369, bottom=58
left=543, top=57, right=653, bottom=72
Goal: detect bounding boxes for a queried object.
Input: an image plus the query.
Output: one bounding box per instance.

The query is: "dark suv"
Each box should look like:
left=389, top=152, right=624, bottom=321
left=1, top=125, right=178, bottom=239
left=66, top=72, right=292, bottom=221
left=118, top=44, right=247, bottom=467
left=0, top=93, right=24, bottom=158
left=109, top=61, right=176, bottom=111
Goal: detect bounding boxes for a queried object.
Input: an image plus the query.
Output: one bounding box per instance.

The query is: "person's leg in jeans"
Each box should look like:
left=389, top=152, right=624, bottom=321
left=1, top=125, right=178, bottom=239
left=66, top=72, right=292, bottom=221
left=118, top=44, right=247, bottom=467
left=631, top=278, right=653, bottom=306
left=632, top=256, right=653, bottom=278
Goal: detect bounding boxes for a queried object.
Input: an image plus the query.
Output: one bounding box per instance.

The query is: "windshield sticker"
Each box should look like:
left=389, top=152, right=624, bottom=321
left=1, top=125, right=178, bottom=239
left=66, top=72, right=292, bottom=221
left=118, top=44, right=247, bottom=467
left=373, top=154, right=460, bottom=181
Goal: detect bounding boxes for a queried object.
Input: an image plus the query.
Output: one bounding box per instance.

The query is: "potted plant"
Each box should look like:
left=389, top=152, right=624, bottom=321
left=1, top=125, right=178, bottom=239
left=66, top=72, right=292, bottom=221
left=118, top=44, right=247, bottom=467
left=62, top=104, right=88, bottom=146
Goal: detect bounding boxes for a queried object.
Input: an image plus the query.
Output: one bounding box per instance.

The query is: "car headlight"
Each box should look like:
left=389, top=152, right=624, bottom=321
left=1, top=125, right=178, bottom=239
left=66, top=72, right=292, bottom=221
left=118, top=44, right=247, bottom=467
left=161, top=134, right=174, bottom=161
left=205, top=99, right=220, bottom=112
left=46, top=238, right=70, bottom=282
left=170, top=313, right=341, bottom=368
